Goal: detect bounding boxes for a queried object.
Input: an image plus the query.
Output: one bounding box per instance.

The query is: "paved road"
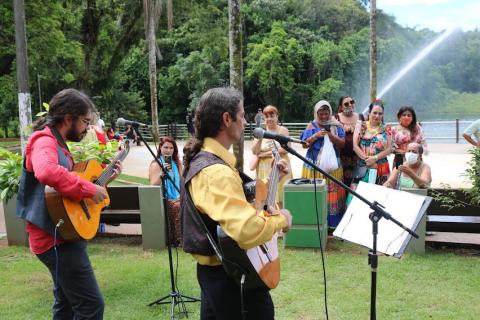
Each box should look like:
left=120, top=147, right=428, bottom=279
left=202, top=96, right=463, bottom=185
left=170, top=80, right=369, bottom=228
left=122, top=141, right=473, bottom=188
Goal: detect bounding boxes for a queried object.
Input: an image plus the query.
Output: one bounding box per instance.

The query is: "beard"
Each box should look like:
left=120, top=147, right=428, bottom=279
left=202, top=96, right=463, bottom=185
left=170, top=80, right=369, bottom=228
left=66, top=124, right=86, bottom=142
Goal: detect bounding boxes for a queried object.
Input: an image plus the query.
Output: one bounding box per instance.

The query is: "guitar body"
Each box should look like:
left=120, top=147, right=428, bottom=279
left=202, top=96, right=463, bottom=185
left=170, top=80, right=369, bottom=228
left=45, top=160, right=110, bottom=241
left=217, top=226, right=279, bottom=291
left=217, top=179, right=281, bottom=291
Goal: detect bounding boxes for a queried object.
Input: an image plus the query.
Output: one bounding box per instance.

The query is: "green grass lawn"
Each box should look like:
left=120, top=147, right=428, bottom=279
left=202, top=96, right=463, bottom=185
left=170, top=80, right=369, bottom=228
left=0, top=238, right=478, bottom=319
left=112, top=173, right=149, bottom=185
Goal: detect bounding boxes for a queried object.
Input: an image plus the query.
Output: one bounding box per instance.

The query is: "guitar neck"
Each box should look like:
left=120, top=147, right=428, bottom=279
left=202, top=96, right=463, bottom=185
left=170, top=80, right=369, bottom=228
left=95, top=148, right=129, bottom=186
left=266, top=146, right=282, bottom=208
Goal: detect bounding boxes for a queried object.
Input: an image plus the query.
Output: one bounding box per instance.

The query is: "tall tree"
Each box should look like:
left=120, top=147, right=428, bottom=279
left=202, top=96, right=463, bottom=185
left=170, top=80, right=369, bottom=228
left=229, top=0, right=243, bottom=171
left=144, top=0, right=161, bottom=142
left=13, top=0, right=32, bottom=150
left=369, top=0, right=377, bottom=102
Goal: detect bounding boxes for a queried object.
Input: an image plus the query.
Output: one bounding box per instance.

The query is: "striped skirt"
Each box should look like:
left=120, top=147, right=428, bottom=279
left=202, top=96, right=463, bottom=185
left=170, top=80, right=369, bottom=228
left=301, top=165, right=346, bottom=228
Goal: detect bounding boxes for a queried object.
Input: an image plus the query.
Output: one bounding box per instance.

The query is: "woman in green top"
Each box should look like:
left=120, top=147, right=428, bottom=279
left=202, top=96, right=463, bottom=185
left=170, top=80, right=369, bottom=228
left=384, top=142, right=432, bottom=190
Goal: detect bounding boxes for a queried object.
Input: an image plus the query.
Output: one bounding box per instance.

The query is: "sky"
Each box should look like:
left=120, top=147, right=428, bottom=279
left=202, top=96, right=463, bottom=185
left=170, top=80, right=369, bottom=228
left=377, top=0, right=479, bottom=32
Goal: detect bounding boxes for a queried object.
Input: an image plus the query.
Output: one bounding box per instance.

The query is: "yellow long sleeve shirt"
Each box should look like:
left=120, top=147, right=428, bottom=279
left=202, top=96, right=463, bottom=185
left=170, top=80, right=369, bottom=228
left=189, top=137, right=288, bottom=266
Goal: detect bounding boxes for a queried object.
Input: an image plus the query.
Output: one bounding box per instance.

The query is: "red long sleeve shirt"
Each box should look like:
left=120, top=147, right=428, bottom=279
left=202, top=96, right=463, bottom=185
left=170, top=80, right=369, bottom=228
left=24, top=127, right=97, bottom=254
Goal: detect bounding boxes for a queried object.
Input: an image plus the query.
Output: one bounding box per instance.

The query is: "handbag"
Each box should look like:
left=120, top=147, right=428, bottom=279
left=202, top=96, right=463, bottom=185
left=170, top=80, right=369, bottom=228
left=352, top=159, right=368, bottom=181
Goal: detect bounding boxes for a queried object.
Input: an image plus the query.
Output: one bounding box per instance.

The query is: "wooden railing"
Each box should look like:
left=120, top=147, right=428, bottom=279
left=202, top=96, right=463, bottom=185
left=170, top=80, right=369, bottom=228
left=117, top=120, right=474, bottom=143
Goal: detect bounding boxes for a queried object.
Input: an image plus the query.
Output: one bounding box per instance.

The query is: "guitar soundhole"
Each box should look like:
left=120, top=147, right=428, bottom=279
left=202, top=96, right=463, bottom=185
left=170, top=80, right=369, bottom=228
left=80, top=200, right=91, bottom=220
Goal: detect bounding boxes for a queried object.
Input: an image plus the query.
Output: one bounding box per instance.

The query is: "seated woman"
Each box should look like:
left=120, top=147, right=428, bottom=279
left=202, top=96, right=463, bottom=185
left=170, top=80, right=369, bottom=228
left=148, top=137, right=183, bottom=246
left=384, top=142, right=431, bottom=190
left=300, top=100, right=346, bottom=228
left=124, top=124, right=141, bottom=146
left=107, top=126, right=122, bottom=142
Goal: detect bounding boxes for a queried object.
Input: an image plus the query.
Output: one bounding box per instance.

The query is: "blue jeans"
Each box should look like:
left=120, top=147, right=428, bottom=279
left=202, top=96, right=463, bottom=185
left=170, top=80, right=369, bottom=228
left=37, top=241, right=104, bottom=320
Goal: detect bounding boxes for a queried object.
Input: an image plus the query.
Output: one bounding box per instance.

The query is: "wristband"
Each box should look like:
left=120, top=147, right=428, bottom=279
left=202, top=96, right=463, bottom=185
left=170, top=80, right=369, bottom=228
left=374, top=155, right=378, bottom=161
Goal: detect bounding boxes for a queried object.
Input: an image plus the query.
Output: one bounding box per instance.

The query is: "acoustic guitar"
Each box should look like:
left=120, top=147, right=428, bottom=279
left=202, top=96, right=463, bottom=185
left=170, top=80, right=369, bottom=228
left=45, top=143, right=130, bottom=241
left=217, top=142, right=283, bottom=291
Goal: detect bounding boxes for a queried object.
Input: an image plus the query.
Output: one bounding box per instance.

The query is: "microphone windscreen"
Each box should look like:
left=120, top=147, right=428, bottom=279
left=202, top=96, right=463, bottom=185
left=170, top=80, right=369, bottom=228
left=253, top=127, right=264, bottom=139
left=116, top=118, right=126, bottom=126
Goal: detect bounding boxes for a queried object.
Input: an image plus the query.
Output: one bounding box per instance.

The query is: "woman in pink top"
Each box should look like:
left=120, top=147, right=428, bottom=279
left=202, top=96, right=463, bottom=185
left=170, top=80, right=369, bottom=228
left=390, top=106, right=427, bottom=169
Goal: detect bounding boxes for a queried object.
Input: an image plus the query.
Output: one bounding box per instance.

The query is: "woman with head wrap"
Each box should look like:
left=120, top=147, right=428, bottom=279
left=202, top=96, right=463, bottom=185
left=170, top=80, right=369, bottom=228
left=300, top=100, right=346, bottom=228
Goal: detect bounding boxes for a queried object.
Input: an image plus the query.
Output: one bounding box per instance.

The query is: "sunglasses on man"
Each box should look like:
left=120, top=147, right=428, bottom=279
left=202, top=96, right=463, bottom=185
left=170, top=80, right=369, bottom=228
left=343, top=99, right=355, bottom=107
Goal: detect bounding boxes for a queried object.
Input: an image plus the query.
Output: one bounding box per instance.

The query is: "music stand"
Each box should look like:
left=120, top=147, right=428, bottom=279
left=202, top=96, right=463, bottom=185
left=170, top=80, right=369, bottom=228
left=130, top=124, right=200, bottom=319
left=279, top=143, right=422, bottom=320
left=333, top=182, right=432, bottom=257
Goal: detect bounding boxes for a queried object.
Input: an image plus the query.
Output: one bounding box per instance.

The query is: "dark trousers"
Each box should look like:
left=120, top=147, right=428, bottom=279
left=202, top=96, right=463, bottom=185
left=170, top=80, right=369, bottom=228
left=37, top=241, right=104, bottom=320
left=197, top=264, right=274, bottom=320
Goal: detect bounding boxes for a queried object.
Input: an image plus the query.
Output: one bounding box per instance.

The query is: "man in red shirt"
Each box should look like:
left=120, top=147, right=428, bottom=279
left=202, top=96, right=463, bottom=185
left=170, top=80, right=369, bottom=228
left=16, top=88, right=121, bottom=319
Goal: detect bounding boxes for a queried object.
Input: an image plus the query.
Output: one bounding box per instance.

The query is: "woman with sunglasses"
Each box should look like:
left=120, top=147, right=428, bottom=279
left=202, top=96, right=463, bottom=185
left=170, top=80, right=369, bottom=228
left=335, top=96, right=365, bottom=186
left=390, top=106, right=427, bottom=169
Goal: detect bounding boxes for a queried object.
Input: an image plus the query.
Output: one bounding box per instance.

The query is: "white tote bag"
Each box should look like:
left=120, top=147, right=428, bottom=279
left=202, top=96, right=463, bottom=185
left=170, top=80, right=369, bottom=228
left=316, top=135, right=339, bottom=173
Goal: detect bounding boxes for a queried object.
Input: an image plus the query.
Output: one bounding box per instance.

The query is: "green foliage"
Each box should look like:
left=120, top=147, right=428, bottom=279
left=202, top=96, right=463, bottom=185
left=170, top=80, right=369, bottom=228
left=431, top=149, right=480, bottom=209
left=429, top=183, right=468, bottom=211
left=0, top=148, right=22, bottom=202
left=1, top=0, right=480, bottom=127
left=245, top=22, right=306, bottom=115
left=67, top=140, right=120, bottom=165
left=464, top=147, right=480, bottom=206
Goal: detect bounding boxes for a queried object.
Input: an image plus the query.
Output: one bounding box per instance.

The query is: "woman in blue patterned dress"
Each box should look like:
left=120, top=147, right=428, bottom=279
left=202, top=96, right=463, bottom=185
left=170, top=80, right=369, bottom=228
left=300, top=100, right=346, bottom=228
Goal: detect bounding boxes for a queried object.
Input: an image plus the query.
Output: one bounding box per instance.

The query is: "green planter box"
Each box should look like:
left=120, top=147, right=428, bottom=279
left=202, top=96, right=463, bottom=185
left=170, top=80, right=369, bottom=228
left=283, top=180, right=327, bottom=225
left=283, top=179, right=328, bottom=249
left=1, top=195, right=28, bottom=246
left=283, top=225, right=327, bottom=249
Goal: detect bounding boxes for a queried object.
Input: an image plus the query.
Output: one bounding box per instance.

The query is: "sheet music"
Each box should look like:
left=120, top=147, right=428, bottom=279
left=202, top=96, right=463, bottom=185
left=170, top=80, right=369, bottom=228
left=333, top=182, right=429, bottom=256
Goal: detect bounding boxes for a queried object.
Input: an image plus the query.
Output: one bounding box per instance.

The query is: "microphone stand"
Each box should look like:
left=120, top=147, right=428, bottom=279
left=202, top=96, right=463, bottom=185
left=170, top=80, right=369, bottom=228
left=280, top=142, right=418, bottom=320
left=130, top=124, right=200, bottom=319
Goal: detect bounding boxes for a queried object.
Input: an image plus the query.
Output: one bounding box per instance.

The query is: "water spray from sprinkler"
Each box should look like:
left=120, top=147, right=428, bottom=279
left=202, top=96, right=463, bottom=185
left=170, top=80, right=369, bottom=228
left=362, top=28, right=457, bottom=116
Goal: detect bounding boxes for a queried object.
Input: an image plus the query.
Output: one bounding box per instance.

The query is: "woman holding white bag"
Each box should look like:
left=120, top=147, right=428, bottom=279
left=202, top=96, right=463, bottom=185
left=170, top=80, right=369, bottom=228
left=300, top=100, right=346, bottom=228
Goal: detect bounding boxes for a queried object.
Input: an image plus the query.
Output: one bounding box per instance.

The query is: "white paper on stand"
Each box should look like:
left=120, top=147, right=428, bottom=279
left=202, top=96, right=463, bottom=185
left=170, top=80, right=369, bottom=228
left=333, top=182, right=430, bottom=257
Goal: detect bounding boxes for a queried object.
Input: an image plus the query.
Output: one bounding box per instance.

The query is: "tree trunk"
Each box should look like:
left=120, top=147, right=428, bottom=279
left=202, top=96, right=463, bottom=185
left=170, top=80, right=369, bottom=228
left=166, top=0, right=173, bottom=31
left=144, top=0, right=160, bottom=142
left=14, top=0, right=32, bottom=152
left=369, top=0, right=377, bottom=102
left=229, top=0, right=244, bottom=172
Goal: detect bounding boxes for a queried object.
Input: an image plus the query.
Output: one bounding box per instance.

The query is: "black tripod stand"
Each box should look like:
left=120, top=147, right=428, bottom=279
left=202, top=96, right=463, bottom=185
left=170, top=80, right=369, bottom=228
left=129, top=124, right=200, bottom=319
left=280, top=142, right=418, bottom=320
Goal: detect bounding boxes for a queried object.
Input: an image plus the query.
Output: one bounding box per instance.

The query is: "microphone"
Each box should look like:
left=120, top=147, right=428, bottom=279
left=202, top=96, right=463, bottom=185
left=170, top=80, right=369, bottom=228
left=116, top=117, right=148, bottom=127
left=253, top=128, right=307, bottom=145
